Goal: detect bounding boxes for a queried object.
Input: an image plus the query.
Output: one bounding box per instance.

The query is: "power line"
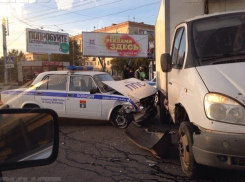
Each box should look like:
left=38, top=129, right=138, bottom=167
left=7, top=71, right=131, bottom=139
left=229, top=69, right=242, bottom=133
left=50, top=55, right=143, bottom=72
left=9, top=0, right=103, bottom=24
left=10, top=11, right=63, bottom=32
left=11, top=13, right=38, bottom=29
left=43, top=1, right=160, bottom=26
left=7, top=31, right=25, bottom=46
left=22, top=0, right=89, bottom=16
left=18, top=0, right=123, bottom=24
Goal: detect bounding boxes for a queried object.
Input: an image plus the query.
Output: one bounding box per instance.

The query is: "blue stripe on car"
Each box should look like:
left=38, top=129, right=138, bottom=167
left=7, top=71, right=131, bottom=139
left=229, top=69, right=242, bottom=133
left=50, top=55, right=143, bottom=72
left=2, top=90, right=138, bottom=110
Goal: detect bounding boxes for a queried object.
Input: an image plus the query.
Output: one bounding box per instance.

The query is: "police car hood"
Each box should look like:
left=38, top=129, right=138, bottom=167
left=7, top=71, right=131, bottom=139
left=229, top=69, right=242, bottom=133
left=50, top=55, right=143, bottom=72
left=103, top=78, right=157, bottom=103
left=196, top=63, right=245, bottom=104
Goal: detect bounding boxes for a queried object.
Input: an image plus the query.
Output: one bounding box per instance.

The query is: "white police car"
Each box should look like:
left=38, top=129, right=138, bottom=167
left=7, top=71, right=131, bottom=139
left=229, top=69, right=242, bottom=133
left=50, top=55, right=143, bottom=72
left=1, top=66, right=157, bottom=128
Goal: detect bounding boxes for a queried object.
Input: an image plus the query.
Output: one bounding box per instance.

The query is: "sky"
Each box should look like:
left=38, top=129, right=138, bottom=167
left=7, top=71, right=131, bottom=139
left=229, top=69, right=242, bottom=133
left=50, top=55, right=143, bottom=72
left=0, top=0, right=160, bottom=56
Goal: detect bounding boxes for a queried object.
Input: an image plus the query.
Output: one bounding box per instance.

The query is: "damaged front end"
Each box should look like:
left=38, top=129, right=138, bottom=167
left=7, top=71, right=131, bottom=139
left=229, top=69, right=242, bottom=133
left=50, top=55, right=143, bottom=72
left=133, top=94, right=158, bottom=123
left=103, top=78, right=158, bottom=127
left=116, top=93, right=158, bottom=128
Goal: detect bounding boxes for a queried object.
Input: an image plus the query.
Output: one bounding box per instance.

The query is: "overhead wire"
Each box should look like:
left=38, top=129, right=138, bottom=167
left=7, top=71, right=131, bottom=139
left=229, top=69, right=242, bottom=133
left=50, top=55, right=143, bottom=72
left=5, top=1, right=159, bottom=48
left=10, top=0, right=124, bottom=24
left=8, top=1, right=158, bottom=35
left=42, top=1, right=161, bottom=26
left=7, top=31, right=25, bottom=46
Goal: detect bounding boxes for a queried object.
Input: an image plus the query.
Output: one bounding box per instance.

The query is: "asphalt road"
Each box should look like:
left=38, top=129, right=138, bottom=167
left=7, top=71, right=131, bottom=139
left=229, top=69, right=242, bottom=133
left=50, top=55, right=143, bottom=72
left=3, top=116, right=245, bottom=182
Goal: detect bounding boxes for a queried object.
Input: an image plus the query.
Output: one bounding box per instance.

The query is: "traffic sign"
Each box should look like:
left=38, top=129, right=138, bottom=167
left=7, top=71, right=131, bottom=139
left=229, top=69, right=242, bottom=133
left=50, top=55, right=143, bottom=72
left=5, top=56, right=14, bottom=68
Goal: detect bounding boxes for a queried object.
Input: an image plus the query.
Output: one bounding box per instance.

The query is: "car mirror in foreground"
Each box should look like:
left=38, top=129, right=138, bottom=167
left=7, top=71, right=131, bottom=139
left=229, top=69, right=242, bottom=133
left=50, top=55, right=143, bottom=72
left=0, top=108, right=59, bottom=172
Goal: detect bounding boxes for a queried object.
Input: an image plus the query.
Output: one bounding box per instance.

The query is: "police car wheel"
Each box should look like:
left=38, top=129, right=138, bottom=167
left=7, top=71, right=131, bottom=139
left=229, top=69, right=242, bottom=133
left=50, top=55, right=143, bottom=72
left=111, top=108, right=129, bottom=129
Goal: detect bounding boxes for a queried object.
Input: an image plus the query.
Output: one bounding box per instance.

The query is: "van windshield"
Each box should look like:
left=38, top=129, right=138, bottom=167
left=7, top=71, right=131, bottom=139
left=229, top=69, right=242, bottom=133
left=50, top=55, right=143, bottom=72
left=193, top=13, right=245, bottom=64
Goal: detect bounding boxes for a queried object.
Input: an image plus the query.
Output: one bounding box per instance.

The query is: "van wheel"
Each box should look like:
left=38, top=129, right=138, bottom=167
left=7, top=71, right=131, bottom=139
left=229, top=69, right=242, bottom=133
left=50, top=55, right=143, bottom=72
left=178, top=122, right=199, bottom=178
left=23, top=104, right=40, bottom=108
left=110, top=108, right=129, bottom=129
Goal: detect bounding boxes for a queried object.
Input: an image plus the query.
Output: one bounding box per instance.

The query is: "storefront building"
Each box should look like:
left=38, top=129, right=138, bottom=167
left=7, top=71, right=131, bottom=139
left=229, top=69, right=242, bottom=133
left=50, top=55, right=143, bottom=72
left=18, top=61, right=70, bottom=85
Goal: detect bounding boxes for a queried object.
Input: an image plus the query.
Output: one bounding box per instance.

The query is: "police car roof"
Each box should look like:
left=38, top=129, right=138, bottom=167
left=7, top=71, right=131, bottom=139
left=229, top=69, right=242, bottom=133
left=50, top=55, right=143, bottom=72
left=31, top=70, right=108, bottom=86
left=38, top=70, right=106, bottom=76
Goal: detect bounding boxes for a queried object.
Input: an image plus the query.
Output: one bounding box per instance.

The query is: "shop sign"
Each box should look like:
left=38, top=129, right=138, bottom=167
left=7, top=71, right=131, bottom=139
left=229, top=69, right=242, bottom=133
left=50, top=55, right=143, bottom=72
left=42, top=61, right=63, bottom=66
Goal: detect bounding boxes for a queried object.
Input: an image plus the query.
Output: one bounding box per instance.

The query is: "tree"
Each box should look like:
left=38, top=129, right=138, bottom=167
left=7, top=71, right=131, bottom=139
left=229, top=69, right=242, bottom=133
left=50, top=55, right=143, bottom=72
left=110, top=58, right=130, bottom=72
left=110, top=34, right=154, bottom=77
left=110, top=57, right=150, bottom=76
left=37, top=39, right=81, bottom=65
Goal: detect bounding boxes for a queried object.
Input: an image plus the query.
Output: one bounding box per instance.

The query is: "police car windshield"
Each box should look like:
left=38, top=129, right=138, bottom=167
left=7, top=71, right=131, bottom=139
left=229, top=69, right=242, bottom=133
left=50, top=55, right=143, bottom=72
left=93, top=74, right=114, bottom=93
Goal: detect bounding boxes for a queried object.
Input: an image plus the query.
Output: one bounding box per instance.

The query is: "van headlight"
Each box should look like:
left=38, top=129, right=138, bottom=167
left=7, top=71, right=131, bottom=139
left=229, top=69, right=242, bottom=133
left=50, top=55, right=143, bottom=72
left=204, top=93, right=245, bottom=124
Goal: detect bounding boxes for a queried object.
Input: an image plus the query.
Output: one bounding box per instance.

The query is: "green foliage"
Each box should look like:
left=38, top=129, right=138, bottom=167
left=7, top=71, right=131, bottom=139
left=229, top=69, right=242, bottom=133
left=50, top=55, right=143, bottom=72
left=110, top=33, right=154, bottom=75
left=110, top=57, right=150, bottom=74
left=37, top=39, right=82, bottom=65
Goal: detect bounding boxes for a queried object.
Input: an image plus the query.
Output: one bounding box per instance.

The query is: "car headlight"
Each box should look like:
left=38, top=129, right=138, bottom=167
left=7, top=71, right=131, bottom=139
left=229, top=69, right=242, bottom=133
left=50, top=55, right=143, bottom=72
left=204, top=93, right=245, bottom=124
left=135, top=102, right=144, bottom=111
left=123, top=105, right=136, bottom=113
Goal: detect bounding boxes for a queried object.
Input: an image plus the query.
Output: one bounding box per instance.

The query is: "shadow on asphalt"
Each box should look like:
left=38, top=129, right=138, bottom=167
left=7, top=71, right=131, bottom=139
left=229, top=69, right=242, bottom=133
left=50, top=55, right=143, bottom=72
left=58, top=118, right=111, bottom=126
left=58, top=117, right=245, bottom=182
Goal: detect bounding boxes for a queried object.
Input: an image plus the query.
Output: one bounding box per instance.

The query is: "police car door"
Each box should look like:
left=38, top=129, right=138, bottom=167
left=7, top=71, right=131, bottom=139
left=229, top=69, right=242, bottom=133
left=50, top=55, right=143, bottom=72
left=35, top=74, right=67, bottom=115
left=66, top=75, right=102, bottom=118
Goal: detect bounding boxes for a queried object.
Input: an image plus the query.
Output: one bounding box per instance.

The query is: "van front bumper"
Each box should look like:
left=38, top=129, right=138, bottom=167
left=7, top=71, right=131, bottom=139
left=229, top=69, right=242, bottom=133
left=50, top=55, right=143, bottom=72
left=193, top=131, right=245, bottom=170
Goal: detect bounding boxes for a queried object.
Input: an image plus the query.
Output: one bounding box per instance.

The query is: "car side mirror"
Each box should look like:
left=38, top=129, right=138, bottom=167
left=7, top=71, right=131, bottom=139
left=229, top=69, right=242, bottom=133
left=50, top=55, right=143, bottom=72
left=0, top=108, right=59, bottom=172
left=161, top=53, right=172, bottom=72
left=90, top=88, right=99, bottom=94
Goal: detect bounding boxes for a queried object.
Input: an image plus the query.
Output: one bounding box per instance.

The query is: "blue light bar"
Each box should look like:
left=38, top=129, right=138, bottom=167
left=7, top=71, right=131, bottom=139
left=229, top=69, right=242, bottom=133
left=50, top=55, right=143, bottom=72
left=66, top=66, right=94, bottom=71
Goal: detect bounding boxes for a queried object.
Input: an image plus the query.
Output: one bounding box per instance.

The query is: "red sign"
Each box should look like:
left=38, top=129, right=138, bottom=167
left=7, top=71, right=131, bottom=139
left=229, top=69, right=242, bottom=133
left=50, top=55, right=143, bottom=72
left=104, top=34, right=141, bottom=57
left=42, top=61, right=63, bottom=66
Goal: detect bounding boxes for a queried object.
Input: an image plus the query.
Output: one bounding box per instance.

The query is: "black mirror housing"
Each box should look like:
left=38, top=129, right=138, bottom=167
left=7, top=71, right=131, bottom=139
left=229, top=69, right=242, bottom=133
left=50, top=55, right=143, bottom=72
left=90, top=88, right=99, bottom=94
left=161, top=53, right=172, bottom=72
left=0, top=108, right=59, bottom=172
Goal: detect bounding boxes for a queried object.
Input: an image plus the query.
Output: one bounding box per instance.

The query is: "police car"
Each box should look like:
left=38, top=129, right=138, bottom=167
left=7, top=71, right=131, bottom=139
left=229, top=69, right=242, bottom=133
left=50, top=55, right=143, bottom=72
left=1, top=66, right=157, bottom=128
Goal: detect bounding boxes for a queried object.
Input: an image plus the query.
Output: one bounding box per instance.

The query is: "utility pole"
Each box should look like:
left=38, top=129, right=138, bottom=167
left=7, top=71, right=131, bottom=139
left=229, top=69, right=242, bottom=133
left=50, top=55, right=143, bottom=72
left=73, top=40, right=74, bottom=65
left=48, top=54, right=51, bottom=61
left=2, top=18, right=8, bottom=85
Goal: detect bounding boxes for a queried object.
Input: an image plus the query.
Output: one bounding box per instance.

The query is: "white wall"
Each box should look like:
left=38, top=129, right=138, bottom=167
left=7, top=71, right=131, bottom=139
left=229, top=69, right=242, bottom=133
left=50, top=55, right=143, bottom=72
left=155, top=0, right=204, bottom=93
left=209, top=0, right=245, bottom=13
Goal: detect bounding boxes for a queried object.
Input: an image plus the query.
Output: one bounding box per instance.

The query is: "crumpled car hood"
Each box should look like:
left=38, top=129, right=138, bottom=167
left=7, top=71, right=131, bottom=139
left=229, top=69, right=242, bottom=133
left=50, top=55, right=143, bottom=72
left=196, top=63, right=245, bottom=104
left=103, top=78, right=157, bottom=103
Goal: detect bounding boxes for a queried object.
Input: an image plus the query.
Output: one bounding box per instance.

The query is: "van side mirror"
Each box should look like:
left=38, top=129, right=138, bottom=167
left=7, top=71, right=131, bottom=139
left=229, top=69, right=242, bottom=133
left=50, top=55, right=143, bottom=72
left=161, top=53, right=172, bottom=72
left=90, top=88, right=99, bottom=94
left=0, top=108, right=59, bottom=172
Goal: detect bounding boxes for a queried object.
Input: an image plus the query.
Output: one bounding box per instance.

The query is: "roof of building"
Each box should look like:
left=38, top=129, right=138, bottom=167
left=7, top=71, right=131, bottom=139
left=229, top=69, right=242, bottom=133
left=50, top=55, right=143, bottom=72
left=94, top=21, right=154, bottom=33
left=70, top=21, right=155, bottom=39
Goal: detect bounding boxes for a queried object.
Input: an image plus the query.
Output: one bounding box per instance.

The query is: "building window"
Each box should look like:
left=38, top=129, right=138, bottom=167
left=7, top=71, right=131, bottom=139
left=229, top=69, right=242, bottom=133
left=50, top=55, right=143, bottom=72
left=107, top=61, right=109, bottom=65
left=90, top=62, right=93, bottom=66
left=95, top=62, right=96, bottom=65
